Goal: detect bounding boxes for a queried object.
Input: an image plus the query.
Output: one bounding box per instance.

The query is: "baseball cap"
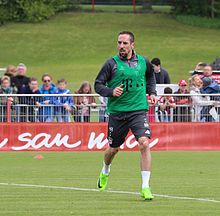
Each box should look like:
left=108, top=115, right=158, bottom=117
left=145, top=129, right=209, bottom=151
left=179, top=80, right=187, bottom=86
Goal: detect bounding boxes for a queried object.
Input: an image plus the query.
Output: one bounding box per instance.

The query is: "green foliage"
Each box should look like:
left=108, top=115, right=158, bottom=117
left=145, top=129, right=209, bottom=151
left=0, top=0, right=79, bottom=23
left=48, top=0, right=80, bottom=12
left=21, top=1, right=55, bottom=22
left=0, top=6, right=8, bottom=24
left=172, top=0, right=220, bottom=18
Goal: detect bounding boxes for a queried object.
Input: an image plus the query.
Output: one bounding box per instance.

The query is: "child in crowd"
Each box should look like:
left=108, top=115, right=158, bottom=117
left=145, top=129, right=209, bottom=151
left=0, top=76, right=17, bottom=122
left=20, top=77, right=41, bottom=122
left=173, top=79, right=191, bottom=122
left=55, top=79, right=74, bottom=122
left=158, top=87, right=176, bottom=122
left=74, top=81, right=96, bottom=122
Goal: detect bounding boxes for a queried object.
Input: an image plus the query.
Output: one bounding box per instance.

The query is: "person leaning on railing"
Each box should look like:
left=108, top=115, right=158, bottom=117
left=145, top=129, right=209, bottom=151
left=0, top=76, right=18, bottom=122
left=54, top=78, right=74, bottom=122
left=173, top=80, right=191, bottom=122
left=20, top=77, right=42, bottom=122
left=10, top=63, right=30, bottom=122
left=158, top=87, right=176, bottom=122
left=200, top=77, right=220, bottom=122
left=38, top=73, right=57, bottom=122
left=190, top=74, right=219, bottom=122
left=73, top=81, right=96, bottom=122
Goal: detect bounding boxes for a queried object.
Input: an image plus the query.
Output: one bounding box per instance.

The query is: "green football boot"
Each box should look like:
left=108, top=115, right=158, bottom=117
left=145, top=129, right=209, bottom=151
left=97, top=172, right=109, bottom=192
left=140, top=187, right=154, bottom=200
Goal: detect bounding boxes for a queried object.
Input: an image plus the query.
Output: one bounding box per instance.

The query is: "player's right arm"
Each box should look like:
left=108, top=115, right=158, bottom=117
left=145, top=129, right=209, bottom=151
left=94, top=59, right=123, bottom=97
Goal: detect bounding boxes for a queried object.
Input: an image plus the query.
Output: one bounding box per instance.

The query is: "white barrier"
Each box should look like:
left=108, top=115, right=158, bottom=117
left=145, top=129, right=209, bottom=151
left=0, top=68, right=6, bottom=76
left=0, top=93, right=219, bottom=123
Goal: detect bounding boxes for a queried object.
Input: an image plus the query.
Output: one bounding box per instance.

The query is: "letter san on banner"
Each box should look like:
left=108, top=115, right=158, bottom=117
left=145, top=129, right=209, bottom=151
left=0, top=123, right=220, bottom=151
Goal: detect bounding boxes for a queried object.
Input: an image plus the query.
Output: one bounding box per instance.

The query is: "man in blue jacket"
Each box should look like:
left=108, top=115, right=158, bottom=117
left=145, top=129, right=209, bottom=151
left=38, top=74, right=57, bottom=122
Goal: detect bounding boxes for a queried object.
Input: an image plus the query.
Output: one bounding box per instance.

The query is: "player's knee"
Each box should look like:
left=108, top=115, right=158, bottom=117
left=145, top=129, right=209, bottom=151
left=109, top=147, right=119, bottom=155
left=138, top=137, right=150, bottom=151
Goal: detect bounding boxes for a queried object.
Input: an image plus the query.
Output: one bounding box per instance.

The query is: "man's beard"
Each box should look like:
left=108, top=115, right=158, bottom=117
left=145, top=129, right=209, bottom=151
left=119, top=50, right=128, bottom=59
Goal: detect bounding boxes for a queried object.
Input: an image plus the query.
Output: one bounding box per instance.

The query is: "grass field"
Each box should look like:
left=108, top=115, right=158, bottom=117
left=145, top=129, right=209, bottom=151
left=0, top=151, right=220, bottom=216
left=176, top=15, right=220, bottom=29
left=0, top=12, right=220, bottom=91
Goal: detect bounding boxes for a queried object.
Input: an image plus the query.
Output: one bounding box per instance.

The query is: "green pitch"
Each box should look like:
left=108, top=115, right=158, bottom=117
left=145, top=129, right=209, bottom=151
left=0, top=151, right=220, bottom=216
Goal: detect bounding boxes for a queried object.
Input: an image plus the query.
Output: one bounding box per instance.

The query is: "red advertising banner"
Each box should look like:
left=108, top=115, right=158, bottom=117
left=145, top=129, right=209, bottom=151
left=0, top=123, right=219, bottom=151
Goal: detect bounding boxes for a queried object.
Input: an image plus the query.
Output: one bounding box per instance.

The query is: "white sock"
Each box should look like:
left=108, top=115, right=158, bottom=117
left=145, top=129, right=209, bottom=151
left=141, top=171, right=151, bottom=189
left=102, top=161, right=111, bottom=175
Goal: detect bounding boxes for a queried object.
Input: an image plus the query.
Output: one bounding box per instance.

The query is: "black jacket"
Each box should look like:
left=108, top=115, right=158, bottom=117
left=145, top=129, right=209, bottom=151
left=11, top=75, right=30, bottom=94
left=155, top=68, right=170, bottom=84
left=20, top=86, right=41, bottom=105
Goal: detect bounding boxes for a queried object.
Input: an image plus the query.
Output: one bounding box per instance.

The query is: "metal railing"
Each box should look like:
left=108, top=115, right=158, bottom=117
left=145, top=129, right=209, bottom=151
left=0, top=93, right=220, bottom=123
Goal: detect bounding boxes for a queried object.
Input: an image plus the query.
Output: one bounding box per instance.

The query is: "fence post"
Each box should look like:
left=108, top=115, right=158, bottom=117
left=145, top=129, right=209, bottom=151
left=92, top=0, right=95, bottom=13
left=7, top=98, right=11, bottom=123
left=133, top=0, right=136, bottom=14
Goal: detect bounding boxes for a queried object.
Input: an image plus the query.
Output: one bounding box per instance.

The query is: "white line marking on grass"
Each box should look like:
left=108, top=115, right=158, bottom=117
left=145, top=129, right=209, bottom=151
left=0, top=182, right=219, bottom=203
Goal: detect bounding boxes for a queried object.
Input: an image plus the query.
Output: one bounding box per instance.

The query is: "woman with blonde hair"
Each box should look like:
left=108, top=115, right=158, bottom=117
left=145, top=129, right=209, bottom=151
left=190, top=74, right=218, bottom=122
left=4, top=65, right=17, bottom=78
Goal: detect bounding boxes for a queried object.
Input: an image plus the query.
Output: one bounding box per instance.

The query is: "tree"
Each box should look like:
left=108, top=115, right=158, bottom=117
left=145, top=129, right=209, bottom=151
left=171, top=0, right=220, bottom=18
left=0, top=0, right=79, bottom=23
left=210, top=0, right=220, bottom=18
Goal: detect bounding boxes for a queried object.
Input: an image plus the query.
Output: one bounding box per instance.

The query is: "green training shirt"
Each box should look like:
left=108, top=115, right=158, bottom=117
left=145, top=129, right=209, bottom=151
left=107, top=54, right=149, bottom=114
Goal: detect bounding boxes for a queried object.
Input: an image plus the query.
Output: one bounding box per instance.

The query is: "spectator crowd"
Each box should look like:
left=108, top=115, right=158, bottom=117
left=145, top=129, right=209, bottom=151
left=1, top=57, right=220, bottom=123
left=0, top=63, right=97, bottom=122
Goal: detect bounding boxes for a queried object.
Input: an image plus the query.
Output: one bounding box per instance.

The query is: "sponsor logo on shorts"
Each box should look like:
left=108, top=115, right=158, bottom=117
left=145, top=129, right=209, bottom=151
left=145, top=130, right=151, bottom=135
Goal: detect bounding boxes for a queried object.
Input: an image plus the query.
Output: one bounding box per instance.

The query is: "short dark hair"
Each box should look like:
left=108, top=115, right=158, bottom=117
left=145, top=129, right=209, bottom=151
left=204, top=64, right=212, bottom=69
left=42, top=73, right=52, bottom=81
left=57, top=78, right=67, bottom=84
left=151, top=58, right=161, bottom=66
left=118, top=31, right=135, bottom=43
left=29, top=77, right=38, bottom=83
left=164, top=87, right=173, bottom=94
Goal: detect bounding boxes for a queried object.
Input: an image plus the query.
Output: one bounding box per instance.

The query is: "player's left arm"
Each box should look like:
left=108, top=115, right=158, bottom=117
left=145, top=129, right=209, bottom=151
left=145, top=58, right=157, bottom=105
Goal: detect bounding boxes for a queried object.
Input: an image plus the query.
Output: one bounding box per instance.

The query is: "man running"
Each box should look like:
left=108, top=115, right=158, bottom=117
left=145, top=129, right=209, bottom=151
left=94, top=31, right=157, bottom=200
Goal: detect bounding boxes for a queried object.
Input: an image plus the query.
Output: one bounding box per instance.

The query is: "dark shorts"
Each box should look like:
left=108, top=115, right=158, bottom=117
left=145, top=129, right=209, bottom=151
left=108, top=110, right=151, bottom=148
